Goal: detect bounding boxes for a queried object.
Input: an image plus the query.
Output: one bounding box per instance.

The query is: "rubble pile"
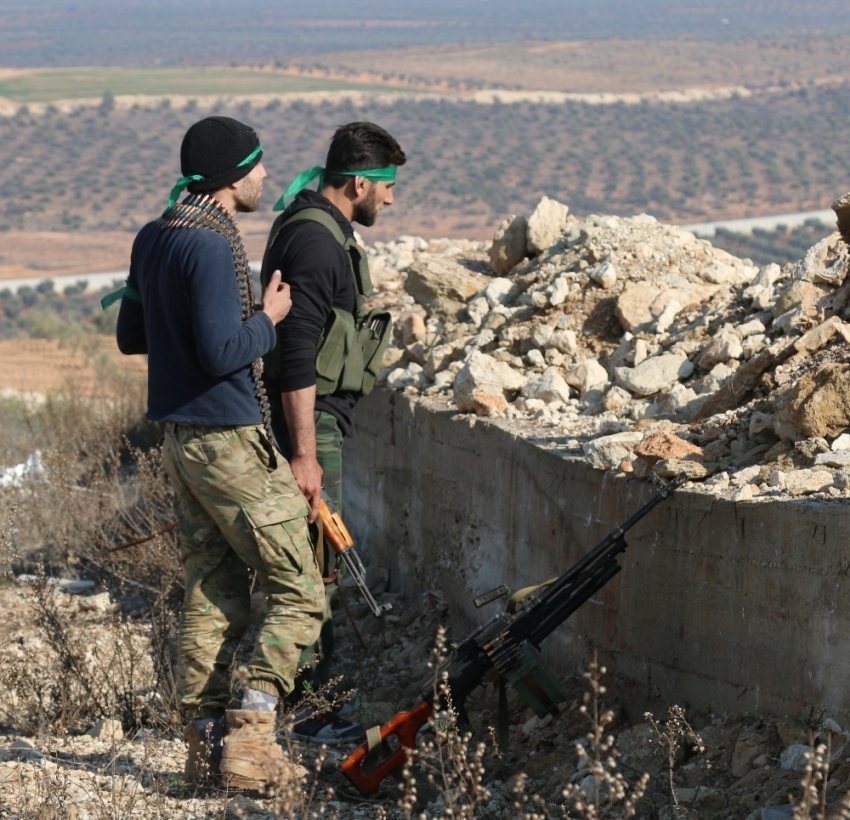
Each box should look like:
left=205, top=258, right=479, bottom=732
left=366, top=195, right=850, bottom=501
left=2, top=578, right=850, bottom=820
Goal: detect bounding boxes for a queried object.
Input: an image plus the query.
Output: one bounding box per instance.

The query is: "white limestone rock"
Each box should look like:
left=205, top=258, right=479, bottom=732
left=522, top=368, right=573, bottom=404
left=615, top=354, right=694, bottom=398
left=547, top=329, right=577, bottom=355
left=387, top=363, right=428, bottom=391
left=453, top=351, right=527, bottom=416
left=526, top=196, right=569, bottom=255
left=483, top=277, right=518, bottom=308
left=583, top=432, right=644, bottom=471
left=590, top=259, right=617, bottom=289
left=564, top=359, right=609, bottom=394
left=697, top=331, right=743, bottom=369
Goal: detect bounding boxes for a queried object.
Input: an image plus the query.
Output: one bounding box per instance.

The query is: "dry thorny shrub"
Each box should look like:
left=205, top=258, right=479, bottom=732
left=0, top=370, right=183, bottom=737
left=561, top=653, right=648, bottom=820
left=644, top=705, right=704, bottom=809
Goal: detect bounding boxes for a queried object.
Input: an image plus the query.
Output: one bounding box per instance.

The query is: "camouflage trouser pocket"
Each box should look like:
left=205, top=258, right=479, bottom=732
left=178, top=428, right=233, bottom=466
left=242, top=493, right=312, bottom=577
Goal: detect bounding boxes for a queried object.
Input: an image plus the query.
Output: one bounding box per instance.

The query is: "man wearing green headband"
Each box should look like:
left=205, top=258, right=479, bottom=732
left=115, top=116, right=324, bottom=790
left=261, top=121, right=406, bottom=744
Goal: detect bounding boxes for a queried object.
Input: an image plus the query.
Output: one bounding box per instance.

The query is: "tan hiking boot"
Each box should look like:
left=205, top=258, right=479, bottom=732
left=220, top=709, right=307, bottom=792
left=183, top=720, right=222, bottom=786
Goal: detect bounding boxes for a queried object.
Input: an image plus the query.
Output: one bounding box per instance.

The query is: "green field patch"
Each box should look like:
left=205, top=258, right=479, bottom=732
left=0, top=67, right=414, bottom=103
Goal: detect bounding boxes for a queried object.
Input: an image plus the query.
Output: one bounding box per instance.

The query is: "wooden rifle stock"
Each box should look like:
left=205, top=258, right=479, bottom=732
left=340, top=701, right=432, bottom=795
left=318, top=499, right=390, bottom=617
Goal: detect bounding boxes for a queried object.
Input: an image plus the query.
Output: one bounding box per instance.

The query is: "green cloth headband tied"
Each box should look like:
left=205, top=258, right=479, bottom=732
left=273, top=165, right=397, bottom=211
left=100, top=279, right=141, bottom=311
left=166, top=144, right=264, bottom=209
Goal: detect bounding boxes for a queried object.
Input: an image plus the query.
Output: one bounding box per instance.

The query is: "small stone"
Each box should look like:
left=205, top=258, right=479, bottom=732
left=483, top=277, right=518, bottom=308
left=749, top=411, right=774, bottom=438
left=386, top=363, right=428, bottom=391
left=453, top=351, right=526, bottom=416
left=522, top=368, right=573, bottom=404
left=653, top=458, right=711, bottom=480
left=616, top=283, right=660, bottom=332
left=547, top=329, right=577, bottom=355
left=730, top=465, right=762, bottom=487
left=564, top=359, right=609, bottom=394
left=835, top=470, right=850, bottom=490
left=654, top=298, right=681, bottom=334
left=526, top=349, right=546, bottom=367
left=583, top=432, right=644, bottom=471
left=466, top=296, right=490, bottom=329
left=400, top=312, right=427, bottom=346
left=731, top=485, right=754, bottom=502
left=526, top=196, right=569, bottom=255
left=634, top=431, right=704, bottom=466
left=489, top=214, right=528, bottom=274
left=780, top=744, right=812, bottom=771
left=531, top=324, right=554, bottom=348
left=548, top=277, right=571, bottom=307
left=86, top=719, right=123, bottom=742
left=226, top=794, right=266, bottom=818
left=832, top=433, right=850, bottom=451
left=738, top=318, right=767, bottom=338
left=615, top=354, right=693, bottom=398
left=697, top=331, right=743, bottom=369
left=590, top=259, right=617, bottom=289
left=783, top=469, right=834, bottom=496
left=815, top=451, right=850, bottom=469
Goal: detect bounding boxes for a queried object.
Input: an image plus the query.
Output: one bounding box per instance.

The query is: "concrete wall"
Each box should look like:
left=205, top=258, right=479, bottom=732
left=343, top=389, right=850, bottom=720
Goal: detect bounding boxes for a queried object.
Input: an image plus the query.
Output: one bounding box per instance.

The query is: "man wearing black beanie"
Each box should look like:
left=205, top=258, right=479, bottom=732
left=114, top=116, right=324, bottom=791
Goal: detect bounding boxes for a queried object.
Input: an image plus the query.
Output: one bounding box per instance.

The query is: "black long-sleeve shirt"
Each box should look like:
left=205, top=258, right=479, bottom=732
left=117, top=221, right=275, bottom=425
left=263, top=190, right=358, bottom=435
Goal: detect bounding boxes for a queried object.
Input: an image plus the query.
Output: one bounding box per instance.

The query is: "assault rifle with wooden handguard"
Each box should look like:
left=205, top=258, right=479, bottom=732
left=319, top=497, right=391, bottom=617
left=341, top=473, right=687, bottom=795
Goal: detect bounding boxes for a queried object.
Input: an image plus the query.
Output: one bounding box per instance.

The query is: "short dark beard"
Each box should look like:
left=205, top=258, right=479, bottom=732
left=234, top=176, right=261, bottom=213
left=352, top=185, right=380, bottom=227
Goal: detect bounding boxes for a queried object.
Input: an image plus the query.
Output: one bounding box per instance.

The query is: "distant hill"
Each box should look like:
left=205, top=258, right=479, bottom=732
left=3, top=1, right=850, bottom=67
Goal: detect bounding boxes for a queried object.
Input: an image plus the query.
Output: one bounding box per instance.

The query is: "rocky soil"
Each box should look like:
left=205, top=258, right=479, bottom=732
left=365, top=194, right=850, bottom=505
left=2, top=577, right=849, bottom=820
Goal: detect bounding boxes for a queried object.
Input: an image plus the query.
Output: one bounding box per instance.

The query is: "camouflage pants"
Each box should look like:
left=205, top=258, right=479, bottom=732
left=272, top=410, right=344, bottom=696
left=162, top=422, right=325, bottom=719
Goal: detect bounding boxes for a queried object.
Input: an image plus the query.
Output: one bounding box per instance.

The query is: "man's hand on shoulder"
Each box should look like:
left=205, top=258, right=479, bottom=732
left=290, top=453, right=323, bottom=523
left=262, top=270, right=292, bottom=325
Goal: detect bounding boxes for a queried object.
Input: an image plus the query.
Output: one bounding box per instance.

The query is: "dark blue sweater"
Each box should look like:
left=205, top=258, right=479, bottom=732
left=116, top=220, right=276, bottom=426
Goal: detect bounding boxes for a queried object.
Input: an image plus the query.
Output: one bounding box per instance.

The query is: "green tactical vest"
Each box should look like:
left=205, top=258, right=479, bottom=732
left=260, top=207, right=393, bottom=397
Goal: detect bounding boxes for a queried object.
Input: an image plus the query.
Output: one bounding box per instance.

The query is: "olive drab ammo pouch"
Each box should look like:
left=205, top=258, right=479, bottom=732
left=261, top=207, right=393, bottom=397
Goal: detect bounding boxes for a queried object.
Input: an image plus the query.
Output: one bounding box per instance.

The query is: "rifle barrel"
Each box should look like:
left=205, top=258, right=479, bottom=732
left=537, top=475, right=684, bottom=607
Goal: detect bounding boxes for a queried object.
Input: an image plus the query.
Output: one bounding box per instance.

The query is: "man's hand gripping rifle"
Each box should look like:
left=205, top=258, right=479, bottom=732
left=341, top=473, right=687, bottom=795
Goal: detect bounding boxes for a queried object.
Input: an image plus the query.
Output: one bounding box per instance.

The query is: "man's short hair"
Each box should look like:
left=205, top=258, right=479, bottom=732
left=324, top=122, right=406, bottom=190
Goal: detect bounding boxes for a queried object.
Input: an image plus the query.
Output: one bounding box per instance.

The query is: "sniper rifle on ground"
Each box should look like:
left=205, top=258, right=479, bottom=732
left=341, top=472, right=687, bottom=795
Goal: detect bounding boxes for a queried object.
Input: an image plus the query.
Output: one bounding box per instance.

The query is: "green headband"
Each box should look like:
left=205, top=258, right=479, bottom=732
left=166, top=144, right=264, bottom=209
left=272, top=165, right=397, bottom=211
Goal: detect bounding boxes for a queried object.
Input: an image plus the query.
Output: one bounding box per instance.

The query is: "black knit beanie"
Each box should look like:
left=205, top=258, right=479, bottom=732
left=180, top=116, right=262, bottom=194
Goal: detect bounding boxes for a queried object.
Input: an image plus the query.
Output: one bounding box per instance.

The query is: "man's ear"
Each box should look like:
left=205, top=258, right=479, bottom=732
left=352, top=176, right=369, bottom=199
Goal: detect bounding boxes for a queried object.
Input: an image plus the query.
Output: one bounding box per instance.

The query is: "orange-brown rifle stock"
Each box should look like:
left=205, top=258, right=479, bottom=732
left=318, top=499, right=390, bottom=617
